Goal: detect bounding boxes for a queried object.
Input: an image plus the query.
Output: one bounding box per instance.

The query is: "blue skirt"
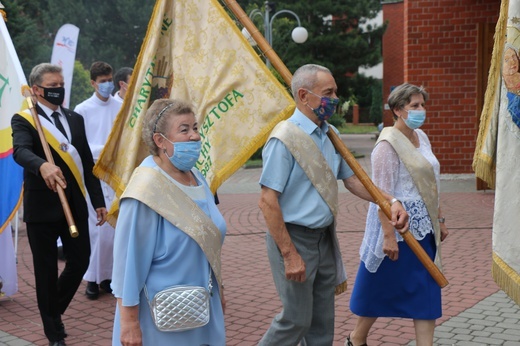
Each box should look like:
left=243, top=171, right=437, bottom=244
left=350, top=232, right=441, bottom=319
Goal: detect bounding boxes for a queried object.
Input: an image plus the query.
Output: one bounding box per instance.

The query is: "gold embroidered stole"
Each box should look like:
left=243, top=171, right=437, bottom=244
left=377, top=127, right=442, bottom=270
left=18, top=110, right=86, bottom=197
left=121, top=166, right=223, bottom=288
left=269, top=121, right=348, bottom=294
left=269, top=121, right=338, bottom=215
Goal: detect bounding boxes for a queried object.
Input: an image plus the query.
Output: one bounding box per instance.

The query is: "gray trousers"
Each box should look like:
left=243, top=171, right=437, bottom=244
left=259, top=223, right=336, bottom=346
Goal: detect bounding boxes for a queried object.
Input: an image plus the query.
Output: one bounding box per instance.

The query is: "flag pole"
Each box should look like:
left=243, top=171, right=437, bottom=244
left=223, top=0, right=448, bottom=288
left=222, top=0, right=292, bottom=86
left=14, top=211, right=19, bottom=262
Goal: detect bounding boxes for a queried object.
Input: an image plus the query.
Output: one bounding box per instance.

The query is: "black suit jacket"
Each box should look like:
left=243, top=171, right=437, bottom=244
left=11, top=105, right=105, bottom=223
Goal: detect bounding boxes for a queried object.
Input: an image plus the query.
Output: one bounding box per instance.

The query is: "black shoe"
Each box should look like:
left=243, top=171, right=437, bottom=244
left=49, top=339, right=66, bottom=346
left=345, top=333, right=367, bottom=346
left=85, top=281, right=99, bottom=300
left=99, top=279, right=112, bottom=294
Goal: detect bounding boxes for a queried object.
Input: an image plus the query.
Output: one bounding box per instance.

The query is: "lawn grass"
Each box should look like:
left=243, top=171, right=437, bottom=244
left=243, top=124, right=378, bottom=168
left=338, top=124, right=378, bottom=134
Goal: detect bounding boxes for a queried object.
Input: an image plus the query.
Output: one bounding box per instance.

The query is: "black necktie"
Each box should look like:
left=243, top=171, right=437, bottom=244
left=51, top=112, right=69, bottom=140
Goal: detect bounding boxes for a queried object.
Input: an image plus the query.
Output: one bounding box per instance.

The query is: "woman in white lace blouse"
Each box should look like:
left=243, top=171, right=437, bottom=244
left=346, top=84, right=449, bottom=346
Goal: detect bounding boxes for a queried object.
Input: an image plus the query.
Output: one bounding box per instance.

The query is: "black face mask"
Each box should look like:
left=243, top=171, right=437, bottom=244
left=37, top=85, right=65, bottom=106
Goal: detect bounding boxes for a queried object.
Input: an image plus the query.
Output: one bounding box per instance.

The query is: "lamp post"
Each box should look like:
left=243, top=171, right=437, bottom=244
left=242, top=1, right=308, bottom=68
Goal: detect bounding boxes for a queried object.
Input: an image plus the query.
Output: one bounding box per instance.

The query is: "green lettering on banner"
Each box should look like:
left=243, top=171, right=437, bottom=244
left=198, top=155, right=212, bottom=177
left=208, top=107, right=221, bottom=120
left=197, top=89, right=244, bottom=176
left=232, top=89, right=244, bottom=101
left=199, top=140, right=211, bottom=160
left=129, top=60, right=156, bottom=128
left=0, top=73, right=9, bottom=107
left=161, top=18, right=172, bottom=35
left=201, top=113, right=215, bottom=135
left=218, top=101, right=229, bottom=113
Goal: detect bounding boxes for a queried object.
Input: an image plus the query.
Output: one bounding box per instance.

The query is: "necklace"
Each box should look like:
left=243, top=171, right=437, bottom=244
left=154, top=155, right=197, bottom=186
left=408, top=131, right=419, bottom=147
left=176, top=171, right=196, bottom=186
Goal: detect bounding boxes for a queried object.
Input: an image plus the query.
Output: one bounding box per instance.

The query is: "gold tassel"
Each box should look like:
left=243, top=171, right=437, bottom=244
left=492, top=253, right=520, bottom=306
left=472, top=156, right=496, bottom=188
left=335, top=280, right=348, bottom=295
left=473, top=0, right=509, bottom=186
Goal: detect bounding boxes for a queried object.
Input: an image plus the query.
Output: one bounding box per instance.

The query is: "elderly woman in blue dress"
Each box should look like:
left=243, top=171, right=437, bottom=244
left=111, top=99, right=226, bottom=346
left=347, top=84, right=448, bottom=346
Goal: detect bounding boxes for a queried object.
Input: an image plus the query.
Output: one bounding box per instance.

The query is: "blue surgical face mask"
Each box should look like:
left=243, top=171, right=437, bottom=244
left=161, top=134, right=201, bottom=171
left=97, top=81, right=114, bottom=98
left=403, top=109, right=426, bottom=129
left=305, top=90, right=340, bottom=121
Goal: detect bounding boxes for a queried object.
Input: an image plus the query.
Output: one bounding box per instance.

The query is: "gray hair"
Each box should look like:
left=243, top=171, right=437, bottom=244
left=142, top=99, right=195, bottom=155
left=291, top=64, right=332, bottom=98
left=29, top=63, right=63, bottom=87
left=387, top=83, right=429, bottom=115
left=504, top=43, right=519, bottom=54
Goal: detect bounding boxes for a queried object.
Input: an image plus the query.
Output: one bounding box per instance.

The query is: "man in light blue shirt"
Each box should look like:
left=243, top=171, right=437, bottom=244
left=258, top=64, right=408, bottom=345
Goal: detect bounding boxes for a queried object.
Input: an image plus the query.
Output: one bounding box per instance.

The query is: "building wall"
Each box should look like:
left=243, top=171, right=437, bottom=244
left=382, top=0, right=500, bottom=173
left=382, top=1, right=404, bottom=127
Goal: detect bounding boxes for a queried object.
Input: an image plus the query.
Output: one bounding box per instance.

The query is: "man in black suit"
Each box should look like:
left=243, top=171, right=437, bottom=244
left=11, top=63, right=107, bottom=346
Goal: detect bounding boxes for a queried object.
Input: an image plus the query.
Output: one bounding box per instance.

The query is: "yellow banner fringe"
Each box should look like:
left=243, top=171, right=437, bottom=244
left=472, top=0, right=509, bottom=188
left=492, top=252, right=520, bottom=306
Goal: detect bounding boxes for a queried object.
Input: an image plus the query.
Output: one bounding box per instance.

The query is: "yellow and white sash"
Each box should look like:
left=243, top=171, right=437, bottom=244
left=377, top=127, right=442, bottom=270
left=269, top=121, right=338, bottom=215
left=269, top=121, right=348, bottom=294
left=18, top=110, right=86, bottom=197
left=121, top=166, right=223, bottom=290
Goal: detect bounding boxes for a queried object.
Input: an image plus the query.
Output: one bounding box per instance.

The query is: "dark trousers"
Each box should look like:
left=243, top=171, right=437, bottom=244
left=26, top=217, right=90, bottom=342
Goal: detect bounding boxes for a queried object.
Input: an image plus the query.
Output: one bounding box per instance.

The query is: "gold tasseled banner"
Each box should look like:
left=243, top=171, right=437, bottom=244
left=335, top=280, right=348, bottom=295
left=492, top=253, right=520, bottom=306
left=472, top=0, right=509, bottom=188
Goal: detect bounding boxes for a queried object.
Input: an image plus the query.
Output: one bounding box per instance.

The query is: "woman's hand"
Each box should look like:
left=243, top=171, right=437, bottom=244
left=383, top=236, right=399, bottom=261
left=118, top=301, right=142, bottom=346
left=120, top=319, right=142, bottom=346
left=440, top=223, right=449, bottom=241
left=389, top=201, right=409, bottom=231
left=220, top=286, right=227, bottom=314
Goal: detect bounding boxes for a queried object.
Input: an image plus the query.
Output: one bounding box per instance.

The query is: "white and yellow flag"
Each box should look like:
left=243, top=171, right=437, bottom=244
left=95, top=0, right=295, bottom=222
left=473, top=0, right=520, bottom=306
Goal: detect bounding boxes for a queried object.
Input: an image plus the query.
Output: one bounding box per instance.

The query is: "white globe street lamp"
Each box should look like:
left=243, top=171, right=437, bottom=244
left=244, top=1, right=308, bottom=67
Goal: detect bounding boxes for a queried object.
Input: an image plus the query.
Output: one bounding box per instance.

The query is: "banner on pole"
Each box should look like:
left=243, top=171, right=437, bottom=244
left=0, top=15, right=25, bottom=234
left=95, top=0, right=295, bottom=224
left=473, top=0, right=520, bottom=306
left=51, top=23, right=79, bottom=108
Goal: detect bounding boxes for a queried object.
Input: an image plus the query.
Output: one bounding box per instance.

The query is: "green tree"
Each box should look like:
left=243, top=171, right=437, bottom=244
left=69, top=60, right=92, bottom=110
left=236, top=0, right=385, bottom=105
left=3, top=0, right=52, bottom=77
left=369, top=79, right=383, bottom=125
left=4, top=0, right=154, bottom=79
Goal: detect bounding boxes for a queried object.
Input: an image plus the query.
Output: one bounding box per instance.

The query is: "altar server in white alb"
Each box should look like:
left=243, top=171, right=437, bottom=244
left=74, top=61, right=122, bottom=300
left=112, top=67, right=133, bottom=105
